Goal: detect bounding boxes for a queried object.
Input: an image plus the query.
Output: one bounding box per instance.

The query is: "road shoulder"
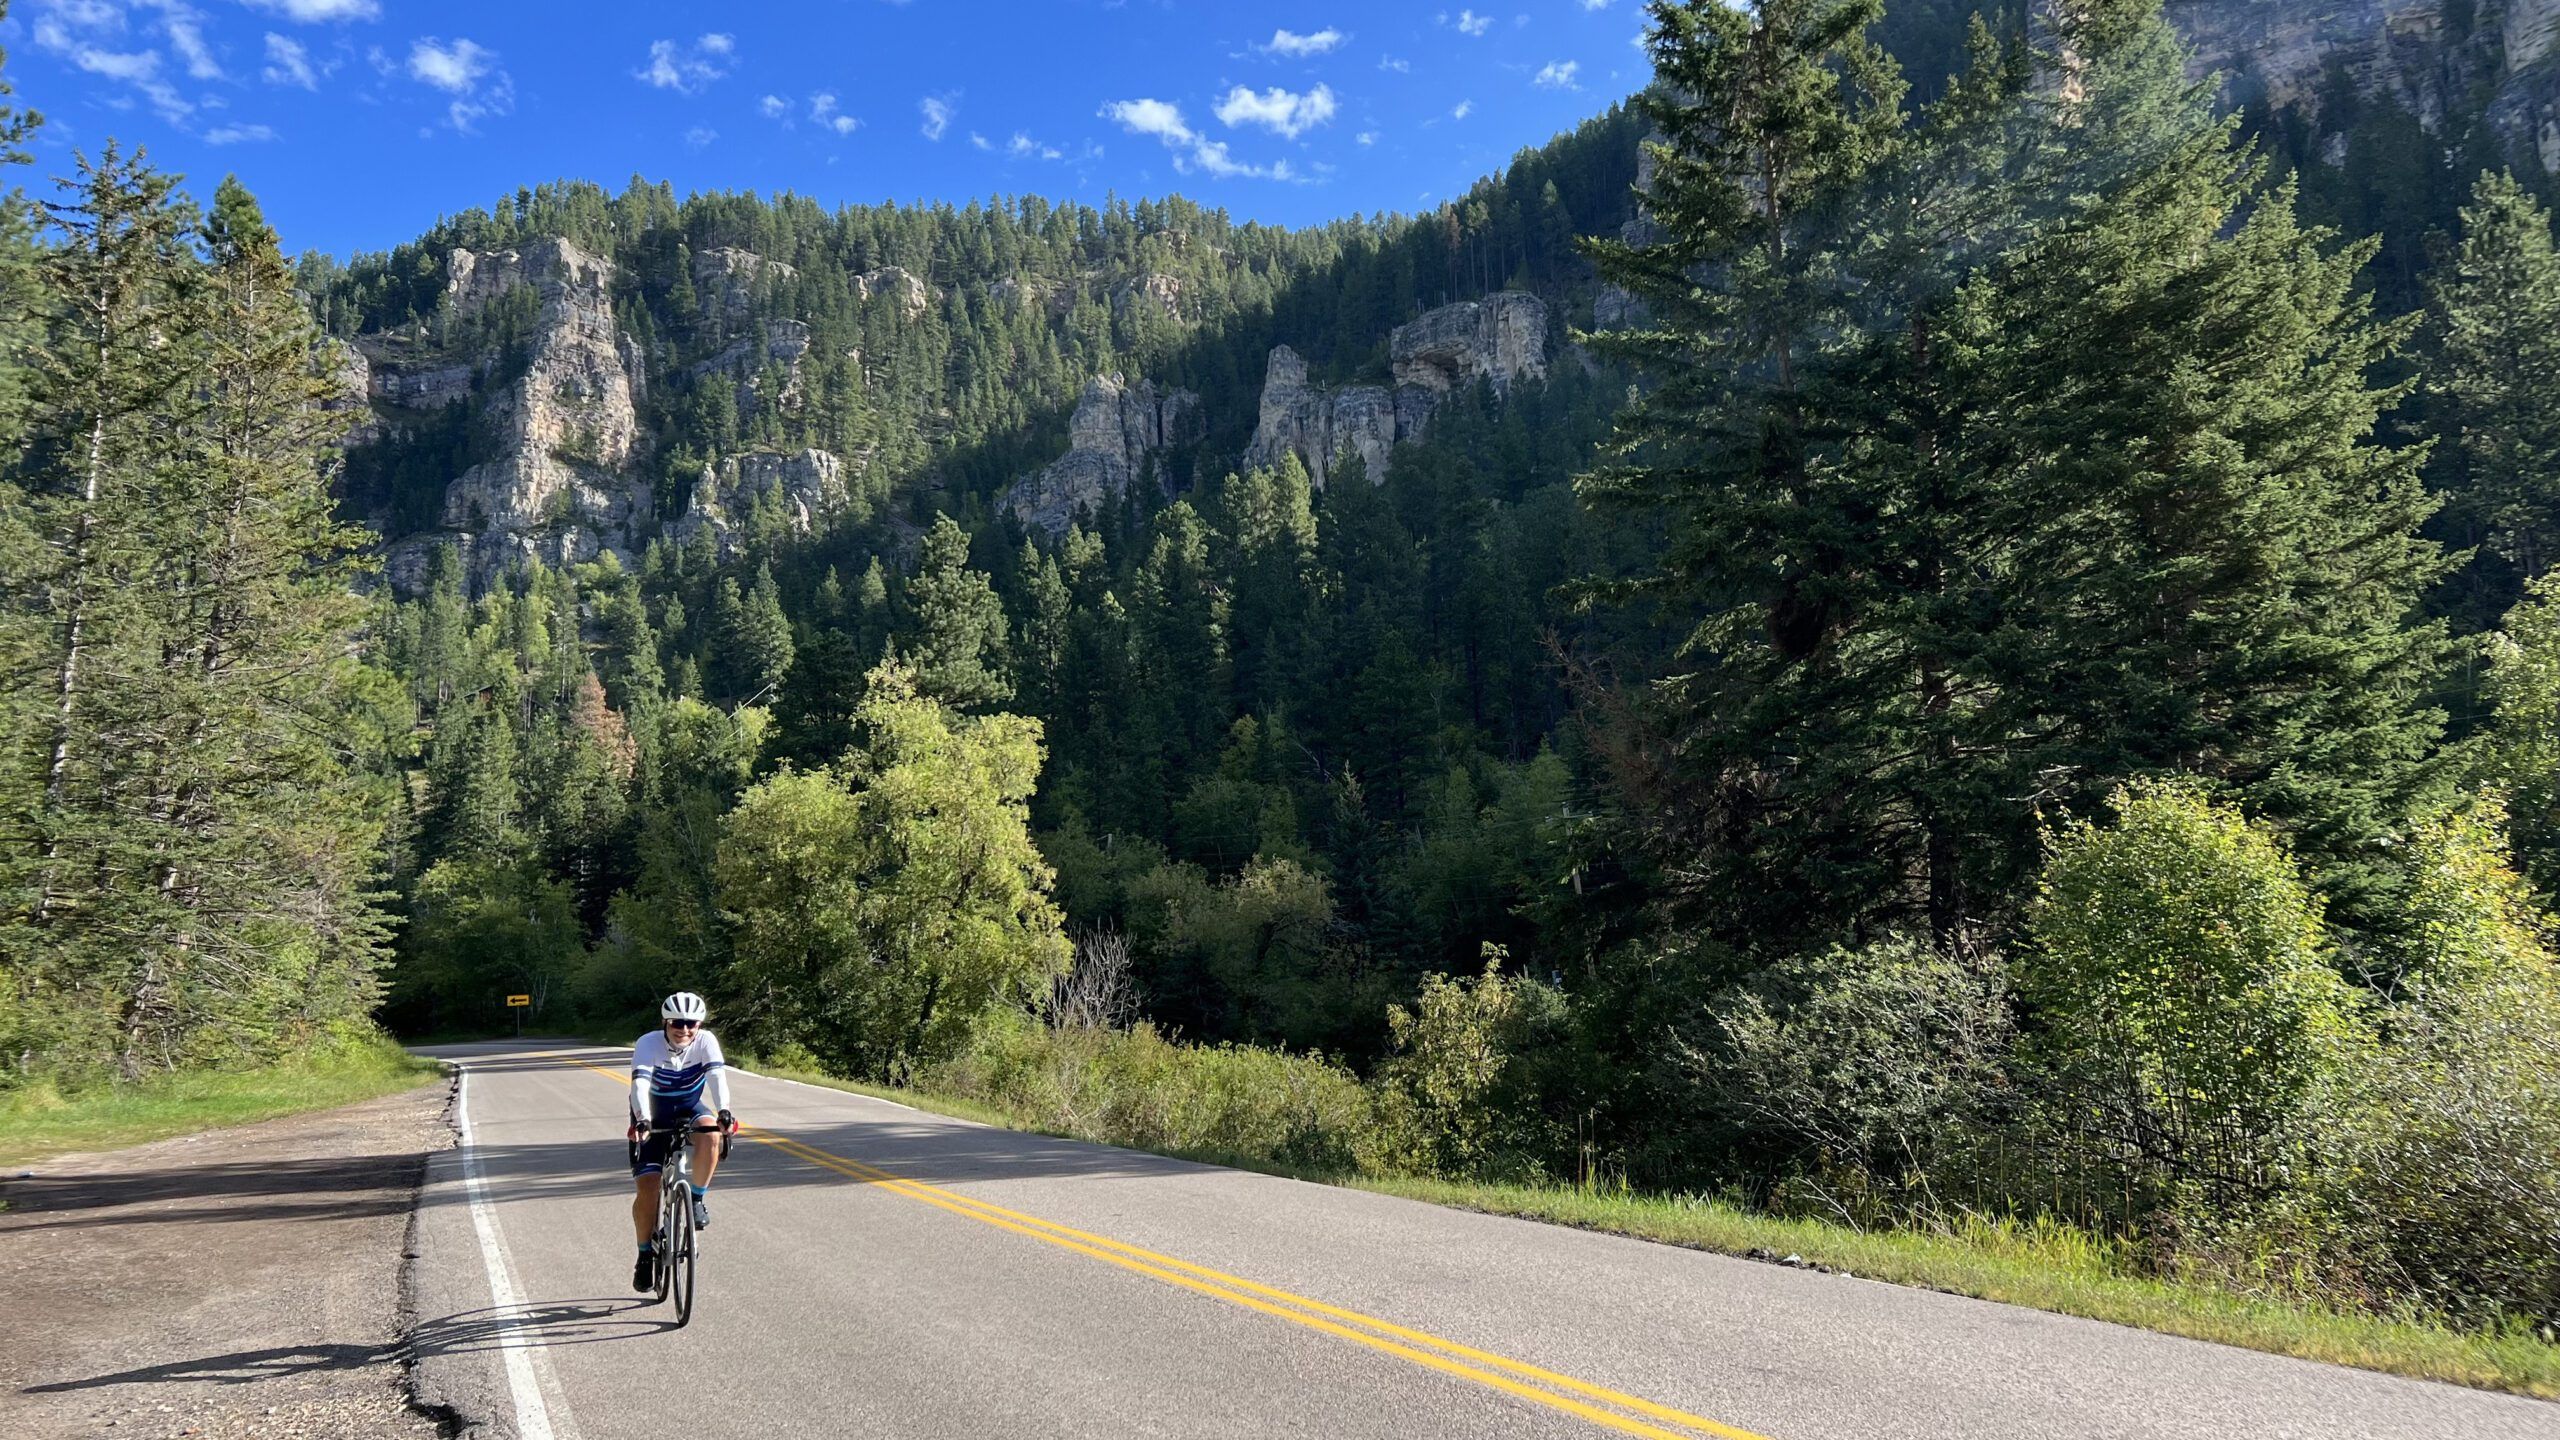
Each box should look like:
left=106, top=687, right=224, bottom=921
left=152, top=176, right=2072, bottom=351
left=0, top=1077, right=455, bottom=1439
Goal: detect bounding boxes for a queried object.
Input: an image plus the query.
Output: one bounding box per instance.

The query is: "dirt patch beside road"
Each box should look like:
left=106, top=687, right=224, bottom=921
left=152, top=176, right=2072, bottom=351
left=0, top=1078, right=454, bottom=1439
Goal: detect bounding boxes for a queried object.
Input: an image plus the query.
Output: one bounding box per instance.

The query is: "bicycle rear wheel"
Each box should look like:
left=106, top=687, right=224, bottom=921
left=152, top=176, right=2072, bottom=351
left=668, top=1192, right=697, bottom=1327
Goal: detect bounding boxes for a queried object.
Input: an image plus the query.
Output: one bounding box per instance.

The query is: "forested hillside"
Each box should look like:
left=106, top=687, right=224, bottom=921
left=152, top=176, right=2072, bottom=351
left=8, top=0, right=2560, bottom=1340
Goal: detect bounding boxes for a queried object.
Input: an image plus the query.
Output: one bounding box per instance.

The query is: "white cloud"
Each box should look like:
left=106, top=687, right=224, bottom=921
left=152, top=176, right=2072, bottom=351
left=684, top=125, right=717, bottom=151
left=32, top=0, right=222, bottom=115
left=243, top=0, right=376, bottom=20
left=151, top=1, right=221, bottom=80
left=1379, top=55, right=1409, bottom=72
left=203, top=122, right=276, bottom=143
left=406, top=38, right=509, bottom=134
left=759, top=93, right=787, bottom=119
left=1534, top=60, right=1578, bottom=89
left=1102, top=97, right=1190, bottom=145
left=1580, top=0, right=1611, bottom=8
left=446, top=71, right=513, bottom=134
left=1212, top=83, right=1335, bottom=139
left=1006, top=131, right=1065, bottom=160
left=407, top=37, right=491, bottom=93
left=1452, top=98, right=1472, bottom=119
left=37, top=34, right=193, bottom=122
left=919, top=93, right=955, bottom=140
left=1262, top=27, right=1342, bottom=57
left=809, top=92, right=859, bottom=135
left=637, top=33, right=732, bottom=95
left=969, top=131, right=992, bottom=150
left=261, top=33, right=313, bottom=87
left=1100, top=98, right=1296, bottom=181
left=1453, top=9, right=1492, bottom=36
left=1356, top=130, right=1376, bottom=145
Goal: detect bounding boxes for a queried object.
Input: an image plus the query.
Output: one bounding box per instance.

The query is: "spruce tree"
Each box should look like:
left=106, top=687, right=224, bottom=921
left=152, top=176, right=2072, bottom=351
left=905, top=514, right=1011, bottom=708
left=2428, top=170, right=2560, bottom=585
left=1970, top=0, right=2449, bottom=919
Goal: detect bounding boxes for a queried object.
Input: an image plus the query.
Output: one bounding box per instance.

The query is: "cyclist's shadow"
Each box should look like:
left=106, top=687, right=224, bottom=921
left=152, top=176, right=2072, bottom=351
left=409, top=1296, right=680, bottom=1353
left=24, top=1299, right=671, bottom=1395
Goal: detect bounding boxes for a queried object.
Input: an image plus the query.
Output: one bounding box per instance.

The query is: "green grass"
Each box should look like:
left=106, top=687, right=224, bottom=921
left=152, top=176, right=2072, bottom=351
left=736, top=1056, right=2560, bottom=1400
left=0, top=1037, right=445, bottom=1166
left=1350, top=1177, right=2560, bottom=1400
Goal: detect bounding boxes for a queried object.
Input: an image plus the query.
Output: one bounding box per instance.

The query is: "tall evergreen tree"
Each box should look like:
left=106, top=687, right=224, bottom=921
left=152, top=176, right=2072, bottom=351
left=2428, top=170, right=2560, bottom=585
left=905, top=514, right=1012, bottom=708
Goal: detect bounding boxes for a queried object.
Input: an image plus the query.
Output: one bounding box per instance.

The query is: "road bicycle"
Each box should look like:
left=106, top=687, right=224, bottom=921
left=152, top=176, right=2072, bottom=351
left=637, top=1122, right=724, bottom=1326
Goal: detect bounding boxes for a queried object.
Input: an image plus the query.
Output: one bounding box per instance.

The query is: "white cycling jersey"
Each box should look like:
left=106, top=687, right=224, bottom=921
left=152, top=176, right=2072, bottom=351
left=629, top=1027, right=731, bottom=1122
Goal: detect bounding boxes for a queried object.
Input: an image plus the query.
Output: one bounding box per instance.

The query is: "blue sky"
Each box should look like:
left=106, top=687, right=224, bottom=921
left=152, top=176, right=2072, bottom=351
left=4, top=1, right=1653, bottom=259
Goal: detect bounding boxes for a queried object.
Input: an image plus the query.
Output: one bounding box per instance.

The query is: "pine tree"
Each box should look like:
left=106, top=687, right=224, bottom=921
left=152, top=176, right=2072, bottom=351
left=739, top=563, right=796, bottom=701
left=1576, top=0, right=1922, bottom=945
left=1970, top=1, right=2449, bottom=919
left=904, top=514, right=1011, bottom=708
left=2429, top=170, right=2560, bottom=585
left=1581, top=0, right=2448, bottom=946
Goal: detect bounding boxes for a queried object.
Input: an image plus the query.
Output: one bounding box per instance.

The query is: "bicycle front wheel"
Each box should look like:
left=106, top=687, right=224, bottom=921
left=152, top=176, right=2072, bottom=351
left=652, top=1183, right=677, bottom=1305
left=668, top=1192, right=696, bottom=1328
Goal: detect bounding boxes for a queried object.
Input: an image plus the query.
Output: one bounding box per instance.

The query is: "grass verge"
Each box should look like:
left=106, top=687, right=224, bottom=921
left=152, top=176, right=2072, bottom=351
left=737, top=1056, right=2560, bottom=1399
left=0, top=1037, right=445, bottom=1166
left=1350, top=1177, right=2560, bottom=1399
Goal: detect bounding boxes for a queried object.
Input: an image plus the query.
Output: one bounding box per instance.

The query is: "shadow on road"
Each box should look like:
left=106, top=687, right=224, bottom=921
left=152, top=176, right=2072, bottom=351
left=0, top=1153, right=424, bottom=1233
left=4, top=1065, right=1233, bottom=1238
left=21, top=1298, right=674, bottom=1395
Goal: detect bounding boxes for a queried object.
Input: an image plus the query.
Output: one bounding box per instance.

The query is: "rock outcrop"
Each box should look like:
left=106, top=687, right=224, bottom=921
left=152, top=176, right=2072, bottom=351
left=1113, top=272, right=1185, bottom=321
left=1244, top=292, right=1548, bottom=489
left=855, top=266, right=934, bottom=319
left=323, top=340, right=378, bottom=448
left=1592, top=141, right=1660, bottom=330
left=387, top=238, right=652, bottom=589
left=1391, top=293, right=1548, bottom=395
left=693, top=246, right=799, bottom=326
left=2166, top=0, right=2560, bottom=167
left=674, top=447, right=863, bottom=559
left=368, top=357, right=476, bottom=409
left=687, top=318, right=816, bottom=420
left=1004, top=374, right=1202, bottom=534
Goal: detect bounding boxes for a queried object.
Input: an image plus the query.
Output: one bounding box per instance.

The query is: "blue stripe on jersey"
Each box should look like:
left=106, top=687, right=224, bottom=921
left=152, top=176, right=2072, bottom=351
left=649, top=1060, right=722, bottom=1105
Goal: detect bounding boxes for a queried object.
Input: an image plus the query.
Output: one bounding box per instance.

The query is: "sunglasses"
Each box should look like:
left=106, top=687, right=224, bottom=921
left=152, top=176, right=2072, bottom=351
left=665, top=1019, right=701, bottom=1030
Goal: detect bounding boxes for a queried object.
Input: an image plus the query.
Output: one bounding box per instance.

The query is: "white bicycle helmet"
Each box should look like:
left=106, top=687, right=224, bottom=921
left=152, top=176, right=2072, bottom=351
left=661, top=991, right=709, bottom=1023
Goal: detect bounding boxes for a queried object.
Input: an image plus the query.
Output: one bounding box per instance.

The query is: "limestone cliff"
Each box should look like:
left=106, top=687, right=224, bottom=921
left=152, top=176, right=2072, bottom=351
left=674, top=447, right=866, bottom=560
left=854, top=266, right=935, bottom=319
left=1244, top=292, right=1548, bottom=489
left=2168, top=0, right=2560, bottom=167
left=1004, top=374, right=1203, bottom=535
left=377, top=237, right=649, bottom=590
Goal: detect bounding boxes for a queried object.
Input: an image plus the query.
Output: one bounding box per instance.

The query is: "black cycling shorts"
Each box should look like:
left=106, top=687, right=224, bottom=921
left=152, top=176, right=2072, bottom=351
left=629, top=1101, right=717, bottom=1177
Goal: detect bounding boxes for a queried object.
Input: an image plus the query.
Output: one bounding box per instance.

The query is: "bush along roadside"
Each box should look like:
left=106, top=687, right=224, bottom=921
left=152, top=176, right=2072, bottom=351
left=730, top=816, right=2560, bottom=1403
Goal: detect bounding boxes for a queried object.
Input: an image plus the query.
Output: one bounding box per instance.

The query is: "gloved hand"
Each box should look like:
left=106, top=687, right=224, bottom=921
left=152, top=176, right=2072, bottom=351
left=717, top=1108, right=737, bottom=1134
left=627, top=1120, right=643, bottom=1142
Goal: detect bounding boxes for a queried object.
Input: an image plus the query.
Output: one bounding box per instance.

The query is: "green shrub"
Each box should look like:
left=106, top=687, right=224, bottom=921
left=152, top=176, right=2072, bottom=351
left=924, top=1013, right=1387, bottom=1174
left=1375, top=949, right=1571, bottom=1182
left=1679, top=934, right=2014, bottom=1214
left=2305, top=801, right=2560, bottom=1324
left=2024, top=781, right=2373, bottom=1221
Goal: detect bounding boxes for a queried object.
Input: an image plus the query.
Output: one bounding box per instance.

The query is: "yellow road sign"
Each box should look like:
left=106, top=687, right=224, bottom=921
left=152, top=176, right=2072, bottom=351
left=506, top=994, right=531, bottom=1007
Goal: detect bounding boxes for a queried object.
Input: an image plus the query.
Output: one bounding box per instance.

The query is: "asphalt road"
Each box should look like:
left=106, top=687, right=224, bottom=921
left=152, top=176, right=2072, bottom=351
left=407, top=1041, right=2557, bottom=1440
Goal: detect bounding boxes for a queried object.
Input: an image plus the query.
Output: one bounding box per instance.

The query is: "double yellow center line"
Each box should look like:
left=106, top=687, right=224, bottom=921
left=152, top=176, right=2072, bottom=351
left=560, top=1057, right=1769, bottom=1440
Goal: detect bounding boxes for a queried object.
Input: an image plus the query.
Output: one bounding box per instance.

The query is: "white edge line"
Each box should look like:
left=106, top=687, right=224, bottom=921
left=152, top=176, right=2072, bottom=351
left=456, top=1067, right=561, bottom=1440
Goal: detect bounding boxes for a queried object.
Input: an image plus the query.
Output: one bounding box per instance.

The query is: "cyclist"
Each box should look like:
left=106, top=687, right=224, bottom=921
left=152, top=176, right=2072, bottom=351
left=626, top=991, right=736, bottom=1293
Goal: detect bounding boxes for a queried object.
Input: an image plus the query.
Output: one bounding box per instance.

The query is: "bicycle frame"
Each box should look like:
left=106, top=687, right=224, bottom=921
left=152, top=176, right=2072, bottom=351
left=642, top=1123, right=708, bottom=1326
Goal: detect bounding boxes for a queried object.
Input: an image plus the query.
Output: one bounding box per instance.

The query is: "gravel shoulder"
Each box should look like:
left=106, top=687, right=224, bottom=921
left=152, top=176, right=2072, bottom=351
left=0, top=1077, right=456, bottom=1439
